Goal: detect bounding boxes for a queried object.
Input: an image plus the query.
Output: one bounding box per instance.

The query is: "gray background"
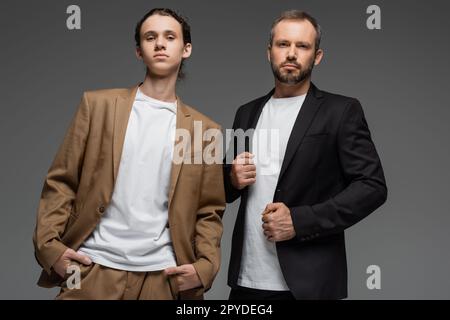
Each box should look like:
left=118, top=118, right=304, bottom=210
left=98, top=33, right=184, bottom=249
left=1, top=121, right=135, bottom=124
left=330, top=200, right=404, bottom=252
left=1, top=0, right=449, bottom=299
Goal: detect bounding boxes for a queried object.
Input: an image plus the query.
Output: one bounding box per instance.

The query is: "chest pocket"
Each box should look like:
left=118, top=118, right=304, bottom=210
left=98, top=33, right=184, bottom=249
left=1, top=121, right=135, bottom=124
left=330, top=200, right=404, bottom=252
left=301, top=133, right=329, bottom=144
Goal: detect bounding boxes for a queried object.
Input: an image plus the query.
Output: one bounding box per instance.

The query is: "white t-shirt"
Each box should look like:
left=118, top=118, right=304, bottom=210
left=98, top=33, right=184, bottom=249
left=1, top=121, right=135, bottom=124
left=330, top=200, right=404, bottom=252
left=78, top=88, right=178, bottom=271
left=238, top=94, right=306, bottom=290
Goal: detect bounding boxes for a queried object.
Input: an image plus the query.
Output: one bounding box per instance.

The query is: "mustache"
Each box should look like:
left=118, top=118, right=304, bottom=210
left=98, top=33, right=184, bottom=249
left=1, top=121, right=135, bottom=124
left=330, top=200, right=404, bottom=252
left=280, top=61, right=301, bottom=68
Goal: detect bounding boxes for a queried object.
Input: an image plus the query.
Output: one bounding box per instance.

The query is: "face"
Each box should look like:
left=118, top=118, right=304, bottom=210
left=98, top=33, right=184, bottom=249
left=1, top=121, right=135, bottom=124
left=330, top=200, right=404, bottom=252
left=136, top=14, right=192, bottom=77
left=268, top=19, right=323, bottom=85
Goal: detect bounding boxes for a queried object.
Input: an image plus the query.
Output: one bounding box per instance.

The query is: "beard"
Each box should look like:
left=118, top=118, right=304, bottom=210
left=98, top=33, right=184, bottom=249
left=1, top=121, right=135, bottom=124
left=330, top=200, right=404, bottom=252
left=271, top=56, right=315, bottom=85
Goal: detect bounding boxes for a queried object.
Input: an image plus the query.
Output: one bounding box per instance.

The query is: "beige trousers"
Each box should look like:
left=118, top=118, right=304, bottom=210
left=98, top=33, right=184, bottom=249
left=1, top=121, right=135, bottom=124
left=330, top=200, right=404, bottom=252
left=56, top=262, right=179, bottom=300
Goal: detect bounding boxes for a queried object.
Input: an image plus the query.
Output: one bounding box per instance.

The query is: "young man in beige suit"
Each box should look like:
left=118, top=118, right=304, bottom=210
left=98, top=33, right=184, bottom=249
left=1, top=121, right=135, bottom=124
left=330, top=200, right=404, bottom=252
left=33, top=8, right=225, bottom=300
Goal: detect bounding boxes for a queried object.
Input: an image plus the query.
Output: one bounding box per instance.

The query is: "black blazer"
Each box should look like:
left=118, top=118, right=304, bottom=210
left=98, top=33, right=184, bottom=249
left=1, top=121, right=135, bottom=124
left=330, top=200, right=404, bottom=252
left=223, top=83, right=387, bottom=299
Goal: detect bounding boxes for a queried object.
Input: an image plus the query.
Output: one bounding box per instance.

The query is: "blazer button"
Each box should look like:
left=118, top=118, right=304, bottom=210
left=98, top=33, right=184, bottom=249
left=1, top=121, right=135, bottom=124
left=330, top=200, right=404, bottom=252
left=98, top=205, right=105, bottom=214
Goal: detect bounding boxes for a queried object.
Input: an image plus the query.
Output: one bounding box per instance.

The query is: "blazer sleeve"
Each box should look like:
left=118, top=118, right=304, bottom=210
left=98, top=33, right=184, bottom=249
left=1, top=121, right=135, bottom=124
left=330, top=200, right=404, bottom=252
left=223, top=108, right=244, bottom=203
left=290, top=98, right=388, bottom=242
left=32, top=92, right=90, bottom=275
left=192, top=125, right=226, bottom=293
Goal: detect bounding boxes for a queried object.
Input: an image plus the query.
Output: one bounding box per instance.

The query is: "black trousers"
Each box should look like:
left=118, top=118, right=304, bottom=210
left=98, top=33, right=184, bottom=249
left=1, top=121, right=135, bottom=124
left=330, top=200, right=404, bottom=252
left=229, top=285, right=295, bottom=300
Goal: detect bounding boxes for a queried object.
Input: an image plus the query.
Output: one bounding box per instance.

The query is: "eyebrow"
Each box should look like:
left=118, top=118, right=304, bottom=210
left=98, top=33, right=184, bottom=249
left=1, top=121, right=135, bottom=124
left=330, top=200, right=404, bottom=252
left=275, top=39, right=312, bottom=46
left=142, top=30, right=177, bottom=37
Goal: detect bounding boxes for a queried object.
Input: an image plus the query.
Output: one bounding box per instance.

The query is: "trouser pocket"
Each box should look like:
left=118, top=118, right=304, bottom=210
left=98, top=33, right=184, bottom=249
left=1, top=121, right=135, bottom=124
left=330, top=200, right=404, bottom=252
left=167, top=275, right=180, bottom=300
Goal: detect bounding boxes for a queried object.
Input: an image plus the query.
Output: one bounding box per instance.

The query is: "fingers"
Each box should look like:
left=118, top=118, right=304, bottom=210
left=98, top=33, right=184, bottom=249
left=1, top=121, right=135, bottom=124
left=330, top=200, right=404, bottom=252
left=262, top=202, right=277, bottom=215
left=232, top=160, right=255, bottom=172
left=242, top=164, right=256, bottom=172
left=262, top=220, right=274, bottom=237
left=265, top=202, right=281, bottom=213
left=166, top=267, right=187, bottom=291
left=261, top=213, right=272, bottom=223
left=164, top=266, right=186, bottom=276
left=231, top=153, right=257, bottom=190
left=262, top=213, right=276, bottom=241
left=234, top=152, right=254, bottom=165
left=238, top=177, right=256, bottom=185
left=67, top=250, right=92, bottom=265
left=165, top=264, right=195, bottom=276
left=235, top=167, right=256, bottom=179
left=263, top=230, right=275, bottom=242
left=53, top=249, right=92, bottom=279
left=169, top=264, right=201, bottom=292
left=262, top=216, right=272, bottom=236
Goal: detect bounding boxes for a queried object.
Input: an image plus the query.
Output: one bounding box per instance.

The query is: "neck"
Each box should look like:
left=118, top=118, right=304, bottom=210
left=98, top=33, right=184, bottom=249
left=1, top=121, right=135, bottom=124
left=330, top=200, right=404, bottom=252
left=273, top=78, right=311, bottom=98
left=139, top=71, right=178, bottom=102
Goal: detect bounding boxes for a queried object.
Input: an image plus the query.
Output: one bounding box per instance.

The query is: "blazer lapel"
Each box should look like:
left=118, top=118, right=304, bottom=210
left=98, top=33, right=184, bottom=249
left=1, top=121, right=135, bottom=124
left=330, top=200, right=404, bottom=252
left=245, top=89, right=274, bottom=153
left=112, top=84, right=191, bottom=211
left=168, top=99, right=192, bottom=209
left=112, top=84, right=140, bottom=184
left=246, top=89, right=274, bottom=132
left=277, top=83, right=324, bottom=183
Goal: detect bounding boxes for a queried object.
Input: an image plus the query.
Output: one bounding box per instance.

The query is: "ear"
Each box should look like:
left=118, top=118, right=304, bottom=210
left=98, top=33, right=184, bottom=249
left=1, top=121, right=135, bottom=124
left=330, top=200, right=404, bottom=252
left=314, top=48, right=324, bottom=66
left=182, top=43, right=192, bottom=59
left=267, top=45, right=272, bottom=63
left=135, top=47, right=142, bottom=60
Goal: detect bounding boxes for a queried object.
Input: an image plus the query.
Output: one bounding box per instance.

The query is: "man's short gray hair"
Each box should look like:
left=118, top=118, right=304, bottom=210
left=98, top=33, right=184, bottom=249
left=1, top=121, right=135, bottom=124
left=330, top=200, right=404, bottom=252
left=269, top=10, right=322, bottom=51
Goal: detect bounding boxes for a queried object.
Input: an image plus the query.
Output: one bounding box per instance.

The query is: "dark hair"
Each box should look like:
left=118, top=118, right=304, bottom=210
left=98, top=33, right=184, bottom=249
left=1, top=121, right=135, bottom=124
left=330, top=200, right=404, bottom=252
left=134, top=8, right=191, bottom=79
left=269, top=10, right=322, bottom=51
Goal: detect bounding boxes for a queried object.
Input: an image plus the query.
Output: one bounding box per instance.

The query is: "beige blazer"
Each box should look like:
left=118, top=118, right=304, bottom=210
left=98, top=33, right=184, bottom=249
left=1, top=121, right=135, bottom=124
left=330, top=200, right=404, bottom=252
left=32, top=84, right=225, bottom=299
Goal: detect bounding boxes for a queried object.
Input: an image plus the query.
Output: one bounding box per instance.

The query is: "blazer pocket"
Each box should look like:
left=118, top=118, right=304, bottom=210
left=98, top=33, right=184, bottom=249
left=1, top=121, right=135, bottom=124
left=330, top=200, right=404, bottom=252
left=301, top=133, right=329, bottom=143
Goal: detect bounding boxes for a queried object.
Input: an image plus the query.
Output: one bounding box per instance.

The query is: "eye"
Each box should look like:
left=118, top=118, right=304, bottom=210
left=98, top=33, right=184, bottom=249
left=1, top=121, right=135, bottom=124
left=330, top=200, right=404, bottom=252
left=146, top=36, right=155, bottom=41
left=167, top=35, right=175, bottom=40
left=278, top=42, right=288, bottom=47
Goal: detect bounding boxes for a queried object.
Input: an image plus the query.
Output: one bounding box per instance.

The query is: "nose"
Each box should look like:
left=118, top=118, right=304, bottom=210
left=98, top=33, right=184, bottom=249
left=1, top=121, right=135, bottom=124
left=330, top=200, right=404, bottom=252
left=155, top=36, right=166, bottom=50
left=287, top=44, right=297, bottom=60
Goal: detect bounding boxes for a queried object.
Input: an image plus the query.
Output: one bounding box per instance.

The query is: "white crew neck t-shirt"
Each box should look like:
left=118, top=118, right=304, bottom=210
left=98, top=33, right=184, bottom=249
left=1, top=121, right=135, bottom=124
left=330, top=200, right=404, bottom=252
left=238, top=93, right=306, bottom=290
left=79, top=88, right=178, bottom=271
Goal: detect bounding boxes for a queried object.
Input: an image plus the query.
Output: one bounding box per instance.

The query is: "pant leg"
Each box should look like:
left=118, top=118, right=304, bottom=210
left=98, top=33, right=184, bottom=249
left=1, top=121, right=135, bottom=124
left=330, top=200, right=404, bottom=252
left=137, top=270, right=179, bottom=300
left=229, top=285, right=295, bottom=300
left=56, top=262, right=128, bottom=300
